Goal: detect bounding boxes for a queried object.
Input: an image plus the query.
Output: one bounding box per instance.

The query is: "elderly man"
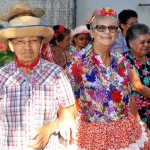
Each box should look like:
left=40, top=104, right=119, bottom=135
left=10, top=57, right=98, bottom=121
left=0, top=13, right=77, bottom=150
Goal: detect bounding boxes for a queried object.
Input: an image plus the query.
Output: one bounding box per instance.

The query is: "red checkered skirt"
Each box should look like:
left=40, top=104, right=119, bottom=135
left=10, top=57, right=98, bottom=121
left=75, top=114, right=150, bottom=150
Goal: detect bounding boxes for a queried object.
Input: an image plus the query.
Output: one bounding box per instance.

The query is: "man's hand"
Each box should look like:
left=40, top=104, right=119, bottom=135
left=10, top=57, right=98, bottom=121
left=28, top=122, right=57, bottom=149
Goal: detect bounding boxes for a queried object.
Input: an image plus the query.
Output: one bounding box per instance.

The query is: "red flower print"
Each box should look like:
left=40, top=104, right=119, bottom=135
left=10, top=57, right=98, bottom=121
left=124, top=77, right=130, bottom=87
left=82, top=100, right=92, bottom=107
left=118, top=68, right=126, bottom=77
left=71, top=63, right=84, bottom=82
left=120, top=107, right=128, bottom=115
left=87, top=90, right=95, bottom=98
left=110, top=91, right=122, bottom=103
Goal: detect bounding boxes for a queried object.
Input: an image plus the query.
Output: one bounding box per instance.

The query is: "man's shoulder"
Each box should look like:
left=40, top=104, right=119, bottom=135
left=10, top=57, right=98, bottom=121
left=0, top=61, right=15, bottom=74
left=39, top=58, right=64, bottom=75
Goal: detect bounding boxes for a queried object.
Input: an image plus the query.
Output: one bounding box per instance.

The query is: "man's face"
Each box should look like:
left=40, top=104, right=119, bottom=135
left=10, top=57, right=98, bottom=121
left=10, top=36, right=42, bottom=64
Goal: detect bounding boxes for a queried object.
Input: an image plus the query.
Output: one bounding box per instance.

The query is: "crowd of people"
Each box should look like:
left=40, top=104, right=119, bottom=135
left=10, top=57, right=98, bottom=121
left=0, top=2, right=149, bottom=150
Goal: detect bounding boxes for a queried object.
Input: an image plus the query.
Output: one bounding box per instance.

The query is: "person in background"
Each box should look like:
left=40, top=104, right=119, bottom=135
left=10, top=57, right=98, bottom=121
left=41, top=25, right=71, bottom=69
left=66, top=7, right=150, bottom=149
left=0, top=7, right=77, bottom=150
left=111, top=9, right=138, bottom=53
left=124, top=23, right=150, bottom=129
left=69, top=25, right=91, bottom=54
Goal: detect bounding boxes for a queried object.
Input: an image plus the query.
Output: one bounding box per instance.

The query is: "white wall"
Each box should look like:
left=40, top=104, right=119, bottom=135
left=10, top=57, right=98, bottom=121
left=76, top=0, right=150, bottom=27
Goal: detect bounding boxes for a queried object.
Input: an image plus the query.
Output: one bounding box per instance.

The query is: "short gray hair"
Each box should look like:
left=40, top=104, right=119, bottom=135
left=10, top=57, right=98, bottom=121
left=126, top=23, right=150, bottom=47
left=90, top=15, right=118, bottom=30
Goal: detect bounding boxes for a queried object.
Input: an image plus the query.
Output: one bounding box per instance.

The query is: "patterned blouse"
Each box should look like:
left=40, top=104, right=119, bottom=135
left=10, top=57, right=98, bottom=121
left=124, top=51, right=150, bottom=126
left=110, top=31, right=129, bottom=53
left=66, top=48, right=131, bottom=123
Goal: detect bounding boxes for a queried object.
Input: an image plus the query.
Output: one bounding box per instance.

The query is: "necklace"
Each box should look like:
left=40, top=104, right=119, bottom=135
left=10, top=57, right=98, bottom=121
left=51, top=46, right=68, bottom=69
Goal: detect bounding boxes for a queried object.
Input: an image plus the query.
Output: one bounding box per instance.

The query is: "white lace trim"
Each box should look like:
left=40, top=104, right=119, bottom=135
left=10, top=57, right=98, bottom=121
left=119, top=121, right=148, bottom=150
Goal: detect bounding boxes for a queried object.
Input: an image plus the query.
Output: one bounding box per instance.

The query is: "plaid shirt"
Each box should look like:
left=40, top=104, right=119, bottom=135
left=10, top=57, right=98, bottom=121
left=41, top=43, right=55, bottom=63
left=0, top=58, right=75, bottom=150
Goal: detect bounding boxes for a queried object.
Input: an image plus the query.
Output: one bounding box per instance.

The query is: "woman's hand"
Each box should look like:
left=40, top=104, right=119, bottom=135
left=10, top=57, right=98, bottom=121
left=58, top=107, right=77, bottom=142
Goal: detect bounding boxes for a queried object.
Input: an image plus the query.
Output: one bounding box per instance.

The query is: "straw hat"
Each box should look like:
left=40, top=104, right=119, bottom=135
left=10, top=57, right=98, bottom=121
left=0, top=2, right=45, bottom=21
left=0, top=16, right=54, bottom=44
left=71, top=25, right=90, bottom=38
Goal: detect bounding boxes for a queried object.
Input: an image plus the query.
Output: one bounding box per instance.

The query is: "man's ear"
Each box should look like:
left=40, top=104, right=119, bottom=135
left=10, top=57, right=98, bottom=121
left=40, top=41, right=44, bottom=49
left=39, top=41, right=44, bottom=54
left=8, top=41, right=15, bottom=52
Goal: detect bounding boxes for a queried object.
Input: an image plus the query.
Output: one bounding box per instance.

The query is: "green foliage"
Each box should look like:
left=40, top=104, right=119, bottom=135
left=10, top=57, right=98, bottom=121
left=0, top=50, right=15, bottom=67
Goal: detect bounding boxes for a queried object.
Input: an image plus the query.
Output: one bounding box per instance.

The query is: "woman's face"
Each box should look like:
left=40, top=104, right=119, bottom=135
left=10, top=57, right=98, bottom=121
left=129, top=34, right=150, bottom=57
left=91, top=18, right=118, bottom=47
left=121, top=17, right=138, bottom=36
left=73, top=33, right=90, bottom=50
left=57, top=34, right=71, bottom=51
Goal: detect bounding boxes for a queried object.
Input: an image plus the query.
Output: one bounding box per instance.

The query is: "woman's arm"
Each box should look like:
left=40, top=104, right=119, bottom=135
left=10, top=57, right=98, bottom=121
left=129, top=95, right=141, bottom=121
left=129, top=69, right=150, bottom=98
left=58, top=104, right=77, bottom=117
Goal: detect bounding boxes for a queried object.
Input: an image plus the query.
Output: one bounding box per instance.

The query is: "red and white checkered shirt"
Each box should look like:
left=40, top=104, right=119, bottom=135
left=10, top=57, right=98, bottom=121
left=0, top=58, right=75, bottom=150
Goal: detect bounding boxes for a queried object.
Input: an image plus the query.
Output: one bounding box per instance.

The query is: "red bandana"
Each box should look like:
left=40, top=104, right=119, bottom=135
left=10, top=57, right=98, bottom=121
left=16, top=56, right=40, bottom=70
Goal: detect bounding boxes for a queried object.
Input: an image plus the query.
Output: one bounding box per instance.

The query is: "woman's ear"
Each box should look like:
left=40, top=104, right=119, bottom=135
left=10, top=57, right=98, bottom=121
left=73, top=37, right=77, bottom=44
left=90, top=29, right=94, bottom=39
left=128, top=40, right=134, bottom=48
left=55, top=39, right=60, bottom=46
left=8, top=41, right=15, bottom=52
left=120, top=23, right=126, bottom=30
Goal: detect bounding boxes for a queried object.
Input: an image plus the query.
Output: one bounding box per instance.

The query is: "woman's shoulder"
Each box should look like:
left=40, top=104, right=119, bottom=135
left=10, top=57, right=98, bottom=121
left=71, top=48, right=88, bottom=60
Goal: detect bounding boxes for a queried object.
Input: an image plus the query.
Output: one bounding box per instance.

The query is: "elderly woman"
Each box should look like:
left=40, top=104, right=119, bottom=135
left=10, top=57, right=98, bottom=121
left=69, top=25, right=91, bottom=54
left=66, top=7, right=150, bottom=149
left=124, top=23, right=150, bottom=129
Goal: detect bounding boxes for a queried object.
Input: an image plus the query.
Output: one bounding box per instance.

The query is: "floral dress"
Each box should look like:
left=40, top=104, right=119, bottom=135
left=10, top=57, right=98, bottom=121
left=124, top=51, right=150, bottom=129
left=66, top=48, right=150, bottom=149
left=110, top=31, right=129, bottom=53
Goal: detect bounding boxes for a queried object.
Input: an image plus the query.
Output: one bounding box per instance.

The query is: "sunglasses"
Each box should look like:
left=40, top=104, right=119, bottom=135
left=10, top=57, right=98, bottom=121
left=94, top=25, right=118, bottom=33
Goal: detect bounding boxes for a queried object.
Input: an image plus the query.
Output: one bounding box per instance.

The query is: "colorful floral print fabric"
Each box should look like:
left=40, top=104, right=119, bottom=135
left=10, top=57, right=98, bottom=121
left=66, top=48, right=132, bottom=123
left=124, top=51, right=150, bottom=128
left=110, top=31, right=129, bottom=53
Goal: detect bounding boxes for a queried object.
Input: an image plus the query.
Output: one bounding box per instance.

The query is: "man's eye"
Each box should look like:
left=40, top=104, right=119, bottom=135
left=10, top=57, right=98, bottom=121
left=30, top=40, right=39, bottom=43
left=17, top=40, right=24, bottom=44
